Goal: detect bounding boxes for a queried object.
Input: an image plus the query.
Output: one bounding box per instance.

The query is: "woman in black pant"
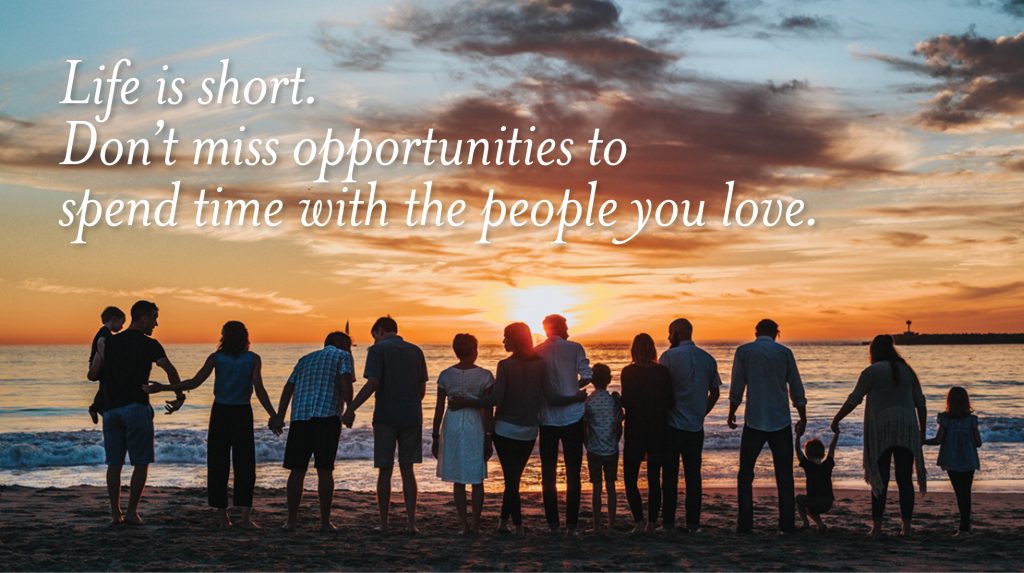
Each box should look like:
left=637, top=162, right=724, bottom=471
left=832, top=335, right=927, bottom=538
left=149, top=321, right=279, bottom=527
left=449, top=322, right=545, bottom=534
left=620, top=333, right=674, bottom=533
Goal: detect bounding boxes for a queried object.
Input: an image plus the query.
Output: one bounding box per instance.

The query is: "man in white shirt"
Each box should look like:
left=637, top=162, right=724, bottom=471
left=659, top=318, right=721, bottom=532
left=728, top=319, right=807, bottom=534
left=535, top=314, right=592, bottom=533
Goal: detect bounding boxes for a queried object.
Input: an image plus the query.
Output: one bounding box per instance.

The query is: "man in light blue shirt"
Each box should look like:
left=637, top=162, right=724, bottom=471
left=728, top=319, right=807, bottom=533
left=535, top=314, right=592, bottom=533
left=659, top=318, right=721, bottom=532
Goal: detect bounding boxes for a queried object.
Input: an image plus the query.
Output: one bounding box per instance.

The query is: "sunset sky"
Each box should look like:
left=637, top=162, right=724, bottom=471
left=1, top=0, right=1022, bottom=344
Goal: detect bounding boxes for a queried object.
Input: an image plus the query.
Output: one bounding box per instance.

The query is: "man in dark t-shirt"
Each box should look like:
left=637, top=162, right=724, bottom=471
left=88, top=300, right=184, bottom=525
left=343, top=316, right=428, bottom=533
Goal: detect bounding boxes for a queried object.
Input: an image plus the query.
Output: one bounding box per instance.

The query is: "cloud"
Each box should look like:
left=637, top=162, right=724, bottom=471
left=879, top=231, right=928, bottom=247
left=387, top=0, right=676, bottom=82
left=775, top=15, right=839, bottom=35
left=315, top=22, right=395, bottom=71
left=1000, top=0, right=1024, bottom=17
left=866, top=31, right=1024, bottom=130
left=21, top=279, right=315, bottom=315
left=650, top=0, right=758, bottom=30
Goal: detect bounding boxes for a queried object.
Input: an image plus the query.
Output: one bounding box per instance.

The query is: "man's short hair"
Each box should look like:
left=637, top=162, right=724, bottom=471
left=324, top=331, right=351, bottom=350
left=756, top=318, right=779, bottom=337
left=669, top=318, right=693, bottom=339
left=371, top=316, right=398, bottom=334
left=542, top=314, right=568, bottom=338
left=101, top=306, right=126, bottom=323
left=130, top=300, right=158, bottom=321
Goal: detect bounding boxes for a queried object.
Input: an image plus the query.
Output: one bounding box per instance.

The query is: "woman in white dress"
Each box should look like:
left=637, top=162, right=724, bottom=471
left=431, top=333, right=494, bottom=534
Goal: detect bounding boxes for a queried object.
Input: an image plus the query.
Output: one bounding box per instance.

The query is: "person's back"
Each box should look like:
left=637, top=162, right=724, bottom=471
left=731, top=335, right=804, bottom=432
left=288, top=346, right=349, bottom=421
left=856, top=361, right=923, bottom=414
left=536, top=336, right=590, bottom=426
left=213, top=350, right=256, bottom=406
left=585, top=388, right=621, bottom=457
left=494, top=355, right=545, bottom=427
left=104, top=329, right=165, bottom=410
left=620, top=362, right=672, bottom=438
left=366, top=334, right=427, bottom=428
left=659, top=342, right=719, bottom=432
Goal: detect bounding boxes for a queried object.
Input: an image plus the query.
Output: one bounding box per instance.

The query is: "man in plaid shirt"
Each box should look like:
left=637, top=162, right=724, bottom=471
left=273, top=331, right=354, bottom=530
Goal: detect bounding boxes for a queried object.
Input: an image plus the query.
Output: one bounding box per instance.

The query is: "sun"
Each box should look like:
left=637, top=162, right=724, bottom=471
left=502, top=284, right=582, bottom=337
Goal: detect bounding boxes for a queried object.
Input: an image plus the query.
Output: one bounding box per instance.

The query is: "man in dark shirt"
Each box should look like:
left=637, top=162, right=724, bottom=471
left=343, top=316, right=428, bottom=533
left=88, top=300, right=184, bottom=525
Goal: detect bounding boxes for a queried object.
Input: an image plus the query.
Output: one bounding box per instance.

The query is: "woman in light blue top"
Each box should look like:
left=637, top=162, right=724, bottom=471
left=925, top=386, right=982, bottom=536
left=149, top=321, right=278, bottom=527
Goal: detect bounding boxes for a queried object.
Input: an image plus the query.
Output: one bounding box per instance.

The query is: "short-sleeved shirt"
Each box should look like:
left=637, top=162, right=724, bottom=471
left=937, top=413, right=981, bottom=472
left=363, top=335, right=428, bottom=428
left=659, top=342, right=722, bottom=432
left=288, top=346, right=353, bottom=422
left=213, top=351, right=256, bottom=406
left=800, top=457, right=835, bottom=501
left=103, top=329, right=166, bottom=410
left=584, top=389, right=621, bottom=456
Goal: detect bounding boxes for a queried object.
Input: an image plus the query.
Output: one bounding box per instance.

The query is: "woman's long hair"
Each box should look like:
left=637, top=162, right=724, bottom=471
left=945, top=386, right=973, bottom=418
left=869, top=334, right=915, bottom=385
left=630, top=333, right=659, bottom=365
left=218, top=321, right=250, bottom=357
left=504, top=322, right=536, bottom=359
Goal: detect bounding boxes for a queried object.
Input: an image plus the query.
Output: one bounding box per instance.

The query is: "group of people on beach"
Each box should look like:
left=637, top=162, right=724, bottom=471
left=87, top=301, right=982, bottom=538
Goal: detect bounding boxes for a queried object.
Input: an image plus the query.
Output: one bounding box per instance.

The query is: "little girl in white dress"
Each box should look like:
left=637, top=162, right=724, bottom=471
left=432, top=333, right=494, bottom=534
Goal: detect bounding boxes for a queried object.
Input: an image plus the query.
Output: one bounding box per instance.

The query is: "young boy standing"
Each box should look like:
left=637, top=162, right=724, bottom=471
left=584, top=363, right=622, bottom=532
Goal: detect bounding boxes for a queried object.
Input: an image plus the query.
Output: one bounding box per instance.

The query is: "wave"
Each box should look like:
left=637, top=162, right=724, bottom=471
left=2, top=416, right=1021, bottom=469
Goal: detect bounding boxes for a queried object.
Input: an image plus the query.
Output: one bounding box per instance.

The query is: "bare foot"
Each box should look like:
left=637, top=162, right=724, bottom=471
left=216, top=510, right=232, bottom=528
left=320, top=522, right=338, bottom=531
left=899, top=523, right=912, bottom=538
left=497, top=519, right=512, bottom=534
left=868, top=524, right=882, bottom=539
left=125, top=512, right=143, bottom=526
left=645, top=521, right=656, bottom=534
left=238, top=519, right=261, bottom=529
left=372, top=525, right=388, bottom=534
left=407, top=525, right=420, bottom=535
left=281, top=521, right=296, bottom=531
left=630, top=521, right=645, bottom=535
left=109, top=513, right=125, bottom=526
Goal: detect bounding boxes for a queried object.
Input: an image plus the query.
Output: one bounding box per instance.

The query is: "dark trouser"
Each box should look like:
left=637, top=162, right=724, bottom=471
left=539, top=421, right=584, bottom=529
left=871, top=447, right=915, bottom=522
left=493, top=433, right=535, bottom=526
left=738, top=425, right=795, bottom=532
left=663, top=428, right=704, bottom=529
left=207, top=403, right=256, bottom=508
left=623, top=433, right=667, bottom=524
left=948, top=470, right=974, bottom=532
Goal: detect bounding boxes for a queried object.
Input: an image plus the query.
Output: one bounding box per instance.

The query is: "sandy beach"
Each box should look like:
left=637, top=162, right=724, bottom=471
left=1, top=485, right=1020, bottom=571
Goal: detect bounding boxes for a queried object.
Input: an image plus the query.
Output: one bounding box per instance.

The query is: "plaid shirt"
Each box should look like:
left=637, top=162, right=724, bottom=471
left=287, top=346, right=353, bottom=422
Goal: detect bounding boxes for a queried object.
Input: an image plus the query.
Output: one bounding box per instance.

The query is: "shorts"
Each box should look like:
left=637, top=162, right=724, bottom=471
left=284, top=416, right=341, bottom=471
left=373, top=423, right=422, bottom=468
left=797, top=494, right=833, bottom=516
left=587, top=451, right=619, bottom=483
left=103, top=403, right=155, bottom=466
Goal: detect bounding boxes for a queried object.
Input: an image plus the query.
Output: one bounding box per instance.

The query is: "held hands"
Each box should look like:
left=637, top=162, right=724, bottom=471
left=164, top=395, right=185, bottom=415
left=268, top=415, right=285, bottom=436
left=341, top=409, right=356, bottom=428
left=795, top=418, right=807, bottom=436
left=830, top=418, right=841, bottom=434
left=727, top=412, right=738, bottom=429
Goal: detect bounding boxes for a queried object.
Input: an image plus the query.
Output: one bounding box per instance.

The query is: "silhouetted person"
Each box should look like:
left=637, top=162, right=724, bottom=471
left=87, top=306, right=125, bottom=424
left=832, top=334, right=927, bottom=538
left=924, top=386, right=982, bottom=537
left=659, top=318, right=721, bottom=532
left=795, top=426, right=839, bottom=532
left=728, top=319, right=806, bottom=534
left=273, top=331, right=354, bottom=530
left=145, top=321, right=279, bottom=528
left=88, top=300, right=185, bottom=525
left=535, top=314, right=592, bottom=534
left=343, top=316, right=428, bottom=533
left=621, top=333, right=673, bottom=534
left=447, top=322, right=545, bottom=535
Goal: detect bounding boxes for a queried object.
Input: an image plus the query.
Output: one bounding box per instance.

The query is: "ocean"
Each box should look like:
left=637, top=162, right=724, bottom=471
left=1, top=342, right=1021, bottom=492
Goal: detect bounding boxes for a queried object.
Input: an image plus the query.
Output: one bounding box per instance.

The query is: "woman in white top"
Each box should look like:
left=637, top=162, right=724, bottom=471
left=431, top=333, right=494, bottom=534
